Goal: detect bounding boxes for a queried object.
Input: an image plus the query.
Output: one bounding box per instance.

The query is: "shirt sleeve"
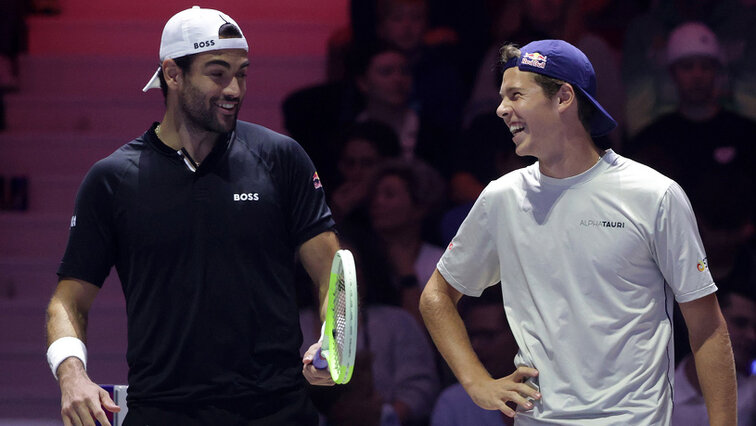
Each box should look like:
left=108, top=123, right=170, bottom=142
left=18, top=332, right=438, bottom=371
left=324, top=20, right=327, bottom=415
left=436, top=187, right=501, bottom=296
left=57, top=159, right=119, bottom=287
left=278, top=137, right=335, bottom=246
left=652, top=182, right=717, bottom=303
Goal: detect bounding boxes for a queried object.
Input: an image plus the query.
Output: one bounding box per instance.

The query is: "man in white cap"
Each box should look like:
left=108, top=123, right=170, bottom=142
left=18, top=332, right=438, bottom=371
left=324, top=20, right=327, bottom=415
left=629, top=22, right=756, bottom=218
left=45, top=6, right=338, bottom=425
left=420, top=39, right=737, bottom=424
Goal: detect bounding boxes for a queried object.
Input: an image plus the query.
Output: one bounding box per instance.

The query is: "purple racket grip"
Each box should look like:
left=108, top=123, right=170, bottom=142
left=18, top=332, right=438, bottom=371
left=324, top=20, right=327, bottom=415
left=313, top=348, right=328, bottom=369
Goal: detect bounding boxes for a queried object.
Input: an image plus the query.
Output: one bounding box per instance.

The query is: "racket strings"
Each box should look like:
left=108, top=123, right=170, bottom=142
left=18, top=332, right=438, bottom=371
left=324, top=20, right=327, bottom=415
left=334, top=276, right=348, bottom=363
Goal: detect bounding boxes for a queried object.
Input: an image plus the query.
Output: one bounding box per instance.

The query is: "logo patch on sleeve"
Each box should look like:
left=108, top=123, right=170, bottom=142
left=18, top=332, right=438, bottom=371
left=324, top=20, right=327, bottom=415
left=312, top=172, right=322, bottom=189
left=697, top=258, right=708, bottom=272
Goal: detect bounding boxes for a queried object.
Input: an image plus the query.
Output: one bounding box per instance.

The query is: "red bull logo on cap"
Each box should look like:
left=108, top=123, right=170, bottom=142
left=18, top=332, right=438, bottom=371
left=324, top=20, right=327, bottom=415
left=522, top=52, right=548, bottom=69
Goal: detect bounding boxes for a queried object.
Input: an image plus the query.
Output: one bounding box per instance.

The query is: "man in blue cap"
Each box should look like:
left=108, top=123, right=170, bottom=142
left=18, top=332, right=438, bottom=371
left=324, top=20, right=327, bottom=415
left=420, top=40, right=737, bottom=424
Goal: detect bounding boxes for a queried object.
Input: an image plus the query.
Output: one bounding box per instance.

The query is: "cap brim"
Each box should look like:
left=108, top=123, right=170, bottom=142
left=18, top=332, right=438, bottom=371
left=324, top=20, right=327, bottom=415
left=142, top=68, right=161, bottom=92
left=575, top=86, right=617, bottom=137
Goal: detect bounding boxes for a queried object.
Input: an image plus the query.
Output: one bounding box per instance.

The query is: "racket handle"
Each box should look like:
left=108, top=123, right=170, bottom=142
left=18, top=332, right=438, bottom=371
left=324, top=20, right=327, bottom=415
left=313, top=348, right=328, bottom=369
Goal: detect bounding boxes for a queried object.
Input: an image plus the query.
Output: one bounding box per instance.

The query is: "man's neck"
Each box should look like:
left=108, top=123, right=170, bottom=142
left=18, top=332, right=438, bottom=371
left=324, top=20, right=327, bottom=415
left=538, top=134, right=604, bottom=179
left=157, top=116, right=221, bottom=166
left=678, top=102, right=720, bottom=122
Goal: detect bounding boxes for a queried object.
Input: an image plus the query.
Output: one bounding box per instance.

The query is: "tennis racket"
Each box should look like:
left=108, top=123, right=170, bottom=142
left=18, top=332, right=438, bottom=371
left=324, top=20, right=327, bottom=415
left=312, top=249, right=358, bottom=384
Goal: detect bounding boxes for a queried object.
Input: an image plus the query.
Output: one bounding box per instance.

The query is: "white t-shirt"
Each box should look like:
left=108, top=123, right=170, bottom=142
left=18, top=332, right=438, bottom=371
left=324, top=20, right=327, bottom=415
left=438, top=150, right=716, bottom=425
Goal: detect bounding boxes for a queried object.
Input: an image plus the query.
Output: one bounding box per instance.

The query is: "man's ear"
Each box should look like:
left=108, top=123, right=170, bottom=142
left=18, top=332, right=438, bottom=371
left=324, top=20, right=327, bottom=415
left=556, top=83, right=576, bottom=112
left=162, top=59, right=182, bottom=90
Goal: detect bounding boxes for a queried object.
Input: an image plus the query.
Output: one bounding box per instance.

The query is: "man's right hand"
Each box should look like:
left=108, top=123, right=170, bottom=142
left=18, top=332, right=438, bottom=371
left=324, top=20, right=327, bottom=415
left=465, top=366, right=541, bottom=418
left=58, top=358, right=120, bottom=426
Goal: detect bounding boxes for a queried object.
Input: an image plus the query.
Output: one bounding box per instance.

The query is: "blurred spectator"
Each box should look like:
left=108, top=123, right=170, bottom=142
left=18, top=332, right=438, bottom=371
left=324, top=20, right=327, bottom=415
left=430, top=286, right=518, bottom=426
left=464, top=0, right=626, bottom=149
left=374, top=0, right=469, bottom=132
left=335, top=0, right=470, bottom=139
left=441, top=112, right=535, bottom=245
left=627, top=21, right=756, bottom=219
left=329, top=121, right=402, bottom=223
left=284, top=0, right=466, bottom=185
left=671, top=286, right=756, bottom=425
left=669, top=169, right=755, bottom=368
left=0, top=0, right=27, bottom=92
left=365, top=159, right=446, bottom=324
left=307, top=351, right=400, bottom=426
left=621, top=0, right=756, bottom=137
left=447, top=111, right=535, bottom=207
left=352, top=42, right=454, bottom=177
left=282, top=78, right=363, bottom=189
left=693, top=171, right=755, bottom=282
left=300, top=225, right=440, bottom=425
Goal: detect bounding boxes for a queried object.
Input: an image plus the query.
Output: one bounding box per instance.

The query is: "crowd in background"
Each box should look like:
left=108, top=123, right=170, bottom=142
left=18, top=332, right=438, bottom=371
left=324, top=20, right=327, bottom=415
left=287, top=0, right=756, bottom=425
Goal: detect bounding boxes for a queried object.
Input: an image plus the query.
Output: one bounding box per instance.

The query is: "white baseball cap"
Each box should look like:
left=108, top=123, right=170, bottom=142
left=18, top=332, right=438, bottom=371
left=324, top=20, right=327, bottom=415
left=666, top=22, right=723, bottom=66
left=143, top=6, right=249, bottom=92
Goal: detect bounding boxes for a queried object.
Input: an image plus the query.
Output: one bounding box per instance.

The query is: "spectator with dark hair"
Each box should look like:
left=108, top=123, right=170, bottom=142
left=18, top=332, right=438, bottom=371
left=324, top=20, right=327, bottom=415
left=672, top=283, right=756, bottom=425
left=366, top=159, right=446, bottom=324
left=0, top=0, right=26, bottom=92
left=337, top=0, right=475, bottom=130
left=330, top=120, right=402, bottom=222
left=444, top=112, right=535, bottom=226
left=283, top=0, right=463, bottom=185
left=352, top=41, right=454, bottom=177
left=430, top=286, right=518, bottom=426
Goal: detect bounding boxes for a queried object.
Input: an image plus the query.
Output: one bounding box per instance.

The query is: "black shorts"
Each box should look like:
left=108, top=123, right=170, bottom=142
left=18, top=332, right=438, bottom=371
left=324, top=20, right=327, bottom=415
left=123, top=388, right=318, bottom=426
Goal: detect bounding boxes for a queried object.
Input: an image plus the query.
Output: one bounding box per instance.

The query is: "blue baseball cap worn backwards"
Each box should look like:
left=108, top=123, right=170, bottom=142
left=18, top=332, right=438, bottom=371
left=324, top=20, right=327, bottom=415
left=503, top=39, right=617, bottom=137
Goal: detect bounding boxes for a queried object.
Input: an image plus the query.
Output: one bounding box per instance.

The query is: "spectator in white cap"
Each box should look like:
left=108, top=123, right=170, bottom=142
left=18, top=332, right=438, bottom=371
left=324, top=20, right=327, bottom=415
left=420, top=38, right=737, bottom=423
left=45, top=6, right=340, bottom=425
left=665, top=22, right=726, bottom=120
left=629, top=21, right=756, bottom=233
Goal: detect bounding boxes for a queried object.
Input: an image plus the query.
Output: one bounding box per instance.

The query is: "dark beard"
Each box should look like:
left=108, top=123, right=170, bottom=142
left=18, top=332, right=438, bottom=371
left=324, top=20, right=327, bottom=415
left=179, top=82, right=239, bottom=134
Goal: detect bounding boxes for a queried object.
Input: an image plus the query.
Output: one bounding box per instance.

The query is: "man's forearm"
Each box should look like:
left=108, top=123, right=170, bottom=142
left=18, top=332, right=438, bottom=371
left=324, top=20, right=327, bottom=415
left=419, top=271, right=490, bottom=388
left=46, top=295, right=87, bottom=345
left=692, top=324, right=737, bottom=426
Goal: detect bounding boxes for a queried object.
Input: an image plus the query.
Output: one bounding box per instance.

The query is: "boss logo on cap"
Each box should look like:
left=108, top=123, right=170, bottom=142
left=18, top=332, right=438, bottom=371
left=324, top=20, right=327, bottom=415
left=522, top=52, right=547, bottom=69
left=194, top=40, right=216, bottom=49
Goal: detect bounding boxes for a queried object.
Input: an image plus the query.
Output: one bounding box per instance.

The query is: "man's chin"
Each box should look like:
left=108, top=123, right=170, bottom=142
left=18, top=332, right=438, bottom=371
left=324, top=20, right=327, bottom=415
left=213, top=115, right=238, bottom=133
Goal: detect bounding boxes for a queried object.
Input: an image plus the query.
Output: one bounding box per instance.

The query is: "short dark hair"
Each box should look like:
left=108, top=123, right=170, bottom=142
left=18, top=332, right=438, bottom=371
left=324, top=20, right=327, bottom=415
left=371, top=159, right=444, bottom=211
left=157, top=55, right=194, bottom=99
left=499, top=43, right=595, bottom=136
left=340, top=120, right=402, bottom=158
left=347, top=40, right=406, bottom=79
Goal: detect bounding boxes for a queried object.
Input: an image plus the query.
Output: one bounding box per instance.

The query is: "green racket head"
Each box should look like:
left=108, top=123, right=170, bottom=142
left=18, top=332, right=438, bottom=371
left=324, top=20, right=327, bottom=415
left=322, top=249, right=358, bottom=384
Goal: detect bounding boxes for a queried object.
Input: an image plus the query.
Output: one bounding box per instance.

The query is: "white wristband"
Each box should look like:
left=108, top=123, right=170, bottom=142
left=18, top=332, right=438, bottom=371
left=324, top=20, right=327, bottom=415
left=46, top=336, right=87, bottom=380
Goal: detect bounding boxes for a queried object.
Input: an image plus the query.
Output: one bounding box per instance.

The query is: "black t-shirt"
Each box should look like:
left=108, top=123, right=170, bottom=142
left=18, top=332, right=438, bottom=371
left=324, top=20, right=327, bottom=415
left=626, top=109, right=756, bottom=193
left=58, top=121, right=335, bottom=406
